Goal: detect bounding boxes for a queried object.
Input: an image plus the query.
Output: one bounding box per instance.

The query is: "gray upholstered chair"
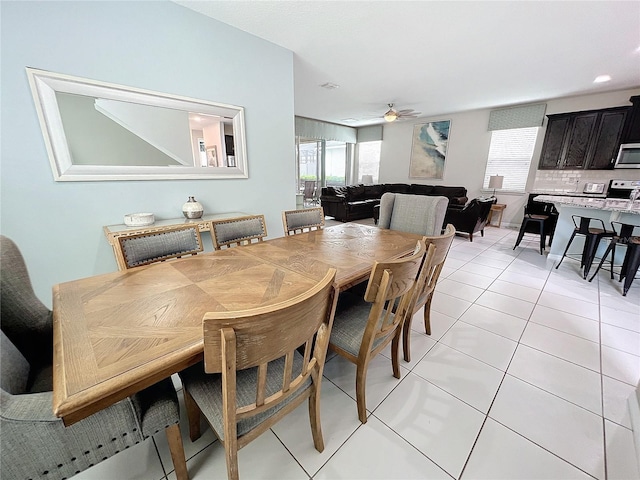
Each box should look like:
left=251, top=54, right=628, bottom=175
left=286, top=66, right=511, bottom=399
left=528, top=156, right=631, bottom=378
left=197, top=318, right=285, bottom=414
left=282, top=207, right=325, bottom=236
left=0, top=236, right=189, bottom=480
left=377, top=192, right=449, bottom=236
left=328, top=240, right=432, bottom=423
left=211, top=215, right=268, bottom=250
left=118, top=224, right=203, bottom=269
left=179, top=268, right=338, bottom=480
left=402, top=224, right=456, bottom=362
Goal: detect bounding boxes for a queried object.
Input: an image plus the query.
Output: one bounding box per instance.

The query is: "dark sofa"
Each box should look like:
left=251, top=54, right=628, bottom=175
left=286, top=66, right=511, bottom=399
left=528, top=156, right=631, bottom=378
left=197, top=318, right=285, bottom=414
left=320, top=183, right=468, bottom=222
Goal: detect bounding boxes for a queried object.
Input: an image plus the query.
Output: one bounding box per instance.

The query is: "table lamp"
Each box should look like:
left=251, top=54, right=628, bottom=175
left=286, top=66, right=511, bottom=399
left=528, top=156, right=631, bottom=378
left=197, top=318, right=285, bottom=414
left=362, top=174, right=374, bottom=185
left=488, top=175, right=504, bottom=196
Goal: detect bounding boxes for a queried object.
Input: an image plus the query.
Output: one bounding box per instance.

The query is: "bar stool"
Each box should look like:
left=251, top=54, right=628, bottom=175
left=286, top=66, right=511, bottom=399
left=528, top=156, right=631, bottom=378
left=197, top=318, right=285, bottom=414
left=620, top=237, right=640, bottom=296
left=513, top=214, right=548, bottom=255
left=588, top=222, right=639, bottom=281
left=555, top=216, right=615, bottom=279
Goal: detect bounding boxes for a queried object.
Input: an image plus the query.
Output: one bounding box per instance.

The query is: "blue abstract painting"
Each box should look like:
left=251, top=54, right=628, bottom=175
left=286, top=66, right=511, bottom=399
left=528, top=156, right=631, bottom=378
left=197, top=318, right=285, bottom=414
left=409, top=120, right=451, bottom=179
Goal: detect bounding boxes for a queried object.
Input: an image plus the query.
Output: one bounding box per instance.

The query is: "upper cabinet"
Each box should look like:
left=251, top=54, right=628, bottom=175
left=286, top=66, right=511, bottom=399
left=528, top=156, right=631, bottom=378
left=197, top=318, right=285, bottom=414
left=538, top=106, right=628, bottom=170
left=621, top=95, right=640, bottom=144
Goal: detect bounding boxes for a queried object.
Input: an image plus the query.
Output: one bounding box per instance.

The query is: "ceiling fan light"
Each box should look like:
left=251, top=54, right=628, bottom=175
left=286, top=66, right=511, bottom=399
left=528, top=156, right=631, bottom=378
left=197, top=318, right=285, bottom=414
left=384, top=111, right=397, bottom=122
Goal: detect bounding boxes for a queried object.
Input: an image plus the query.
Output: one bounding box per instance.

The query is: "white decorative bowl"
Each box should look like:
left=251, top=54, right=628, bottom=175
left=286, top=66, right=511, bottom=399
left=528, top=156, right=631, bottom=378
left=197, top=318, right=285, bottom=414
left=124, top=213, right=155, bottom=227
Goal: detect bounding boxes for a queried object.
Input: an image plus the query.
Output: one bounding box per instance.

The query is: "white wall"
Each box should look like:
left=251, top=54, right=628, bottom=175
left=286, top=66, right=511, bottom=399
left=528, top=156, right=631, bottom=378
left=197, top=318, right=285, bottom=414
left=0, top=1, right=296, bottom=307
left=379, top=88, right=640, bottom=227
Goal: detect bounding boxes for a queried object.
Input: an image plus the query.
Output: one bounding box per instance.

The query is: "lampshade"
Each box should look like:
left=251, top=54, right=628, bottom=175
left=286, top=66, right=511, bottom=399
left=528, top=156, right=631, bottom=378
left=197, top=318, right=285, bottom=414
left=362, top=174, right=374, bottom=184
left=488, top=175, right=504, bottom=190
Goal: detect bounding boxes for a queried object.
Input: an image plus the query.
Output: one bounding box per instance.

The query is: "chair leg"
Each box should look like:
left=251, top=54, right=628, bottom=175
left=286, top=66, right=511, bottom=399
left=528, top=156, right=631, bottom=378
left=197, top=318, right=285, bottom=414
left=308, top=387, right=325, bottom=452
left=165, top=423, right=189, bottom=480
left=182, top=388, right=202, bottom=442
left=582, top=235, right=602, bottom=280
left=391, top=331, right=401, bottom=378
left=402, top=313, right=412, bottom=363
left=423, top=298, right=433, bottom=336
left=539, top=222, right=546, bottom=255
left=469, top=233, right=473, bottom=242
left=589, top=241, right=614, bottom=282
left=513, top=221, right=527, bottom=250
left=621, top=244, right=640, bottom=296
left=355, top=362, right=369, bottom=424
left=555, top=231, right=578, bottom=269
left=224, top=440, right=240, bottom=480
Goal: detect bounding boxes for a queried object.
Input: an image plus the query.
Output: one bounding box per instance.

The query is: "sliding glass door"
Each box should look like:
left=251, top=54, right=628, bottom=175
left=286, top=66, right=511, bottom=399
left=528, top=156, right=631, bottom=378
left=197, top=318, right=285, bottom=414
left=296, top=137, right=354, bottom=206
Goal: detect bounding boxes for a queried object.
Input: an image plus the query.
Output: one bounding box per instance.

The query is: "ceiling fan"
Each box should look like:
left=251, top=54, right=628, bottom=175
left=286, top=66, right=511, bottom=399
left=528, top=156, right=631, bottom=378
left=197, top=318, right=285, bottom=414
left=382, top=103, right=421, bottom=122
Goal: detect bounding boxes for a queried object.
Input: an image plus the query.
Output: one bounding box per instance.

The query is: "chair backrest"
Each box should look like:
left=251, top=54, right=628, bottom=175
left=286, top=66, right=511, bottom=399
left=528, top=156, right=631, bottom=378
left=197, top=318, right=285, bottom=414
left=303, top=180, right=316, bottom=200
left=0, top=236, right=53, bottom=369
left=378, top=193, right=449, bottom=236
left=611, top=221, right=640, bottom=243
left=408, top=224, right=456, bottom=315
left=118, top=225, right=203, bottom=269
left=477, top=197, right=497, bottom=222
left=571, top=215, right=607, bottom=234
left=282, top=207, right=325, bottom=236
left=201, top=268, right=337, bottom=443
left=359, top=240, right=430, bottom=355
left=211, top=215, right=268, bottom=250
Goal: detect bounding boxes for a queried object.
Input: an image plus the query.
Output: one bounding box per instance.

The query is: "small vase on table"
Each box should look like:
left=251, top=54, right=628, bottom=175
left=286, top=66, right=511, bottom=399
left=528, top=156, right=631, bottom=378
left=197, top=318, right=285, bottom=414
left=182, top=196, right=204, bottom=219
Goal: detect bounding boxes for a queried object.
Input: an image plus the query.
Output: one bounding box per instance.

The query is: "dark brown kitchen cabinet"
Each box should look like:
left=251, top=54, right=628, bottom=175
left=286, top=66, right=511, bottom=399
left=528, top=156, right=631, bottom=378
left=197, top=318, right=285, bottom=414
left=538, top=106, right=628, bottom=170
left=589, top=109, right=628, bottom=169
left=621, top=95, right=640, bottom=143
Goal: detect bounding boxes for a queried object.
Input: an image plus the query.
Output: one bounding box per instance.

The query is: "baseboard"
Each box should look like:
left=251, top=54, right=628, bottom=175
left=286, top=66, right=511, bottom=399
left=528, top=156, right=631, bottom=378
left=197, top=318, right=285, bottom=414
left=629, top=389, right=640, bottom=471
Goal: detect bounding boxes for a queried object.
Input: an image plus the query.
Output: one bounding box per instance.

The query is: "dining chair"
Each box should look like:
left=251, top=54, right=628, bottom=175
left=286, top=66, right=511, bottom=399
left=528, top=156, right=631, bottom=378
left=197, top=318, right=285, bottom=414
left=178, top=268, right=338, bottom=480
left=0, top=235, right=189, bottom=480
left=378, top=192, right=449, bottom=236
left=117, top=224, right=203, bottom=269
left=282, top=207, right=325, bottom=236
left=302, top=180, right=318, bottom=206
left=210, top=215, right=268, bottom=250
left=328, top=239, right=431, bottom=423
left=402, top=224, right=456, bottom=362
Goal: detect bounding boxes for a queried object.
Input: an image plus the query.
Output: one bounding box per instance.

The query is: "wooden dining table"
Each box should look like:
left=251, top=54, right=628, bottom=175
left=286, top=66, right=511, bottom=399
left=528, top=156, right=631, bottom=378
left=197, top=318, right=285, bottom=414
left=52, top=223, right=423, bottom=425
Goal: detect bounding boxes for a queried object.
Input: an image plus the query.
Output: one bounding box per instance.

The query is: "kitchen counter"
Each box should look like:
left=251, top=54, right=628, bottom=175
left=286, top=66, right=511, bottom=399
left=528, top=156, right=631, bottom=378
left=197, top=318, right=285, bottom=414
left=534, top=195, right=640, bottom=214
left=531, top=195, right=639, bottom=259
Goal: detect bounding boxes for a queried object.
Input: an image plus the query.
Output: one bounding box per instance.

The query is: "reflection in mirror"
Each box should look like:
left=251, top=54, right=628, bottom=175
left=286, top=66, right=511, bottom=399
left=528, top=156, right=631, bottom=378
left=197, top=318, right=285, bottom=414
left=27, top=68, right=247, bottom=181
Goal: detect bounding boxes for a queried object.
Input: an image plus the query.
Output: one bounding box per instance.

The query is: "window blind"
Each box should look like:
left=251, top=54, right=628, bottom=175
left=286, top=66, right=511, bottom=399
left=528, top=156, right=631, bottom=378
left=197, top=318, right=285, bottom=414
left=483, top=127, right=539, bottom=192
left=357, top=125, right=383, bottom=142
left=488, top=103, right=547, bottom=131
left=295, top=116, right=357, bottom=143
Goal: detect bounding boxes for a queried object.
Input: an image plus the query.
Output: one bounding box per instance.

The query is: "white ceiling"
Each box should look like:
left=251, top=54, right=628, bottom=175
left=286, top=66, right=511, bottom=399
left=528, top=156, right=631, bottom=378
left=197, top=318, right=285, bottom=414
left=176, top=1, right=640, bottom=127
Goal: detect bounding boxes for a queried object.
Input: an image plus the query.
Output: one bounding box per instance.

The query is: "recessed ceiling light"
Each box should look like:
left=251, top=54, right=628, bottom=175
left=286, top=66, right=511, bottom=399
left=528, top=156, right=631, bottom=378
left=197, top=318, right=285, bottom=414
left=594, top=75, right=612, bottom=83
left=320, top=82, right=339, bottom=90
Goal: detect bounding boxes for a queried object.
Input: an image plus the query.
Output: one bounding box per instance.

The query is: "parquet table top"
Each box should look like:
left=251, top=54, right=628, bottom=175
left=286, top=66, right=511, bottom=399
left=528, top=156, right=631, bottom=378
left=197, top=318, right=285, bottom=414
left=53, top=224, right=422, bottom=424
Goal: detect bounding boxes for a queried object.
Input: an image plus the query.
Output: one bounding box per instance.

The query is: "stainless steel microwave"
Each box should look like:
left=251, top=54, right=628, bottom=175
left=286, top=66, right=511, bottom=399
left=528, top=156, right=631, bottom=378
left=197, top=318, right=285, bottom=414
left=614, top=143, right=640, bottom=168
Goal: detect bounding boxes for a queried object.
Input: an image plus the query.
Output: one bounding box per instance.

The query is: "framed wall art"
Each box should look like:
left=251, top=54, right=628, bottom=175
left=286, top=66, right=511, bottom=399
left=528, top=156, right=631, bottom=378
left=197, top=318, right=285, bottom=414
left=409, top=120, right=451, bottom=179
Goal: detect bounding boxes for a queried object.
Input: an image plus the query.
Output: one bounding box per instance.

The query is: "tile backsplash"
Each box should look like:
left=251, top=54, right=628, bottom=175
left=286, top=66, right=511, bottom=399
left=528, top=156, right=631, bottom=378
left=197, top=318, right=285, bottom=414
left=533, top=169, right=640, bottom=194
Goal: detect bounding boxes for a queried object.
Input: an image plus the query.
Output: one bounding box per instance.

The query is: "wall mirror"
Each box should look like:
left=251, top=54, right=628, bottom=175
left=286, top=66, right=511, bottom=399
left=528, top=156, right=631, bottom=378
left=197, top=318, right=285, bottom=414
left=26, top=67, right=248, bottom=181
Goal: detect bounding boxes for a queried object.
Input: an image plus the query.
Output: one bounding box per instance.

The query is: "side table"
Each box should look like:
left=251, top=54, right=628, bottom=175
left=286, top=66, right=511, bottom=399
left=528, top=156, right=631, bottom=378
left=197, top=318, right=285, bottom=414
left=488, top=204, right=506, bottom=228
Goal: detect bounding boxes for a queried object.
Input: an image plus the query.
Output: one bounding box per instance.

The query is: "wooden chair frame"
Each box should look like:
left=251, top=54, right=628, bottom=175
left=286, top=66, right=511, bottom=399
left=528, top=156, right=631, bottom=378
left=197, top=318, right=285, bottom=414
left=181, top=269, right=338, bottom=480
left=328, top=240, right=432, bottom=423
left=282, top=207, right=325, bottom=236
left=402, top=224, right=456, bottom=362
left=117, top=224, right=203, bottom=269
left=210, top=215, right=268, bottom=250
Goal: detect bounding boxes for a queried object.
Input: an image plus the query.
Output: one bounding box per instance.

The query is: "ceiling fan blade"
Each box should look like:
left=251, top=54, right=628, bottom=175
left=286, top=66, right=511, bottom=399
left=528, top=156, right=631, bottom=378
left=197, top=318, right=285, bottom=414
left=397, top=109, right=415, bottom=115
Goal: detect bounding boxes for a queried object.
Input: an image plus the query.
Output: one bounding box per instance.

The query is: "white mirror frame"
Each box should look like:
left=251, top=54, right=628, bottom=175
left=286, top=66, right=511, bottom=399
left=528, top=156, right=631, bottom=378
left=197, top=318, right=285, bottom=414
left=26, top=67, right=248, bottom=181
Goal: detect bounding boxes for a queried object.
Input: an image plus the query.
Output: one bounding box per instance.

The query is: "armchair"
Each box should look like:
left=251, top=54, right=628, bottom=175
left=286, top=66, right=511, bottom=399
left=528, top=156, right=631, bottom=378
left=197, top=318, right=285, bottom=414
left=0, top=236, right=188, bottom=480
left=443, top=197, right=497, bottom=241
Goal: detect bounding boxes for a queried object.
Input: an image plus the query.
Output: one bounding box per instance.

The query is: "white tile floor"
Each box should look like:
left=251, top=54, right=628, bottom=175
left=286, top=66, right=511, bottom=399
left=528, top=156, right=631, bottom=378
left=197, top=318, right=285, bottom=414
left=75, top=222, right=639, bottom=480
